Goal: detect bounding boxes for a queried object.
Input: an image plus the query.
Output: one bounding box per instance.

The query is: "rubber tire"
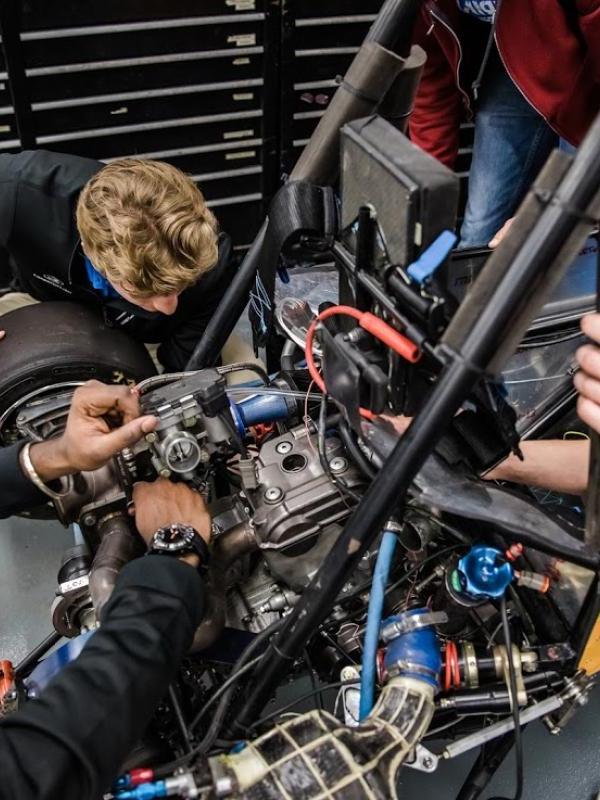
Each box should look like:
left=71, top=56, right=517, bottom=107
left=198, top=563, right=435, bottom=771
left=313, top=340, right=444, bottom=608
left=0, top=301, right=157, bottom=414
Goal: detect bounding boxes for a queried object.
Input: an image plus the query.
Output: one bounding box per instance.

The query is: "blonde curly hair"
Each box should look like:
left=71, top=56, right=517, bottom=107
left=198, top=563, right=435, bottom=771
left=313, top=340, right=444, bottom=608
left=76, top=159, right=218, bottom=297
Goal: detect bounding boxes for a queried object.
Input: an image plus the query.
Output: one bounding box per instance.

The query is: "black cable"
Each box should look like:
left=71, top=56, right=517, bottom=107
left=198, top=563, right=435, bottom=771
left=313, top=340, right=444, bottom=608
left=338, top=418, right=377, bottom=480
left=217, top=362, right=270, bottom=386
left=190, top=619, right=286, bottom=751
left=304, top=648, right=323, bottom=711
left=317, top=394, right=362, bottom=502
left=14, top=630, right=61, bottom=677
left=154, top=620, right=286, bottom=777
left=153, top=657, right=263, bottom=778
left=189, top=656, right=262, bottom=733
left=487, top=596, right=523, bottom=800
left=384, top=544, right=464, bottom=597
left=168, top=684, right=193, bottom=754
left=244, top=680, right=357, bottom=734
left=318, top=544, right=465, bottom=630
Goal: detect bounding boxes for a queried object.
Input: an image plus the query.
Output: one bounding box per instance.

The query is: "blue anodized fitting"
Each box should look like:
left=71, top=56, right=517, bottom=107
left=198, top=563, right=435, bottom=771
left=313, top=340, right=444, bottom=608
left=457, top=545, right=513, bottom=600
left=381, top=608, right=443, bottom=690
left=116, top=781, right=167, bottom=800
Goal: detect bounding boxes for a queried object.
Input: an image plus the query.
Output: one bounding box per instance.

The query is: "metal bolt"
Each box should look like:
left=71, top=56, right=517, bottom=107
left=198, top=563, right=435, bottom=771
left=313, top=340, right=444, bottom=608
left=16, top=414, right=25, bottom=423
left=264, top=486, right=284, bottom=503
left=422, top=756, right=434, bottom=770
left=275, top=441, right=293, bottom=455
left=83, top=513, right=96, bottom=527
left=329, top=456, right=348, bottom=474
left=145, top=432, right=158, bottom=444
left=340, top=666, right=359, bottom=682
left=159, top=468, right=172, bottom=479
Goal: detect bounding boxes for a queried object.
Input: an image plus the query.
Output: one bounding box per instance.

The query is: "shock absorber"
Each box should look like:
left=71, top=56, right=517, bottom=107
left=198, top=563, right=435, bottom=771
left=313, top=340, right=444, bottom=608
left=442, top=640, right=538, bottom=692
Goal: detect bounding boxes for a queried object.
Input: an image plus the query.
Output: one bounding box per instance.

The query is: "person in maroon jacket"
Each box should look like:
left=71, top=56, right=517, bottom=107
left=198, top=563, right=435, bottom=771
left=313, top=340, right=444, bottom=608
left=409, top=0, right=600, bottom=246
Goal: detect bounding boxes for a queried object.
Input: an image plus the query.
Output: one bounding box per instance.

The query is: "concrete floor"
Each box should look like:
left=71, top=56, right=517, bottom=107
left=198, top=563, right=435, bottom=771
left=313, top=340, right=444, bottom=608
left=1, top=513, right=599, bottom=798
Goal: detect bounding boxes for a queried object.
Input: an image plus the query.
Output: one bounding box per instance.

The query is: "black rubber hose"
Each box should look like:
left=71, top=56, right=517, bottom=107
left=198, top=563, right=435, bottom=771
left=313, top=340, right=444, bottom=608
left=338, top=419, right=377, bottom=480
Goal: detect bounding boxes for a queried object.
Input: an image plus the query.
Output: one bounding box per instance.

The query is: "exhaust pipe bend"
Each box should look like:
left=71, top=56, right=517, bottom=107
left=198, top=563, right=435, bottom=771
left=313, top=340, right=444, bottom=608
left=191, top=521, right=258, bottom=652
left=89, top=514, right=142, bottom=619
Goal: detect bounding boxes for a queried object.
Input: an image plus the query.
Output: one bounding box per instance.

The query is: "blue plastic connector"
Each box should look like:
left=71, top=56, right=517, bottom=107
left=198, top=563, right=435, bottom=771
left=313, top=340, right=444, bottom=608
left=116, top=781, right=167, bottom=800
left=383, top=608, right=442, bottom=690
left=457, top=545, right=513, bottom=600
left=406, top=230, right=458, bottom=285
left=229, top=393, right=292, bottom=437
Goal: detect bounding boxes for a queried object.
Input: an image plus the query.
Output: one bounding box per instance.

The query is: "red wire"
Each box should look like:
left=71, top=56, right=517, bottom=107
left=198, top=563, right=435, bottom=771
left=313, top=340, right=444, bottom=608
left=304, top=305, right=420, bottom=420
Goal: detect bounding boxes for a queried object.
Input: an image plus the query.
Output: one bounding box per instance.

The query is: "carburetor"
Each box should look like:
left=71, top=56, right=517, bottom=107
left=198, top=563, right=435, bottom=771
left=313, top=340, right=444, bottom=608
left=137, top=369, right=245, bottom=481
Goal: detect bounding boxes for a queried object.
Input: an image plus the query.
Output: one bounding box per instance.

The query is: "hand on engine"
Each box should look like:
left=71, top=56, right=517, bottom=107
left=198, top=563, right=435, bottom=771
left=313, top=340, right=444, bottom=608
left=27, top=380, right=158, bottom=481
left=132, top=478, right=212, bottom=547
left=575, top=313, right=600, bottom=433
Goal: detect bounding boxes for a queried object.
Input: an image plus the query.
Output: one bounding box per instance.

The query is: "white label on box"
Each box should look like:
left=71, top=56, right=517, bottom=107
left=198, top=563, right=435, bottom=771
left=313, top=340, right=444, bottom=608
left=223, top=129, right=255, bottom=140
left=226, top=0, right=256, bottom=10
left=226, top=150, right=256, bottom=160
left=228, top=33, right=256, bottom=47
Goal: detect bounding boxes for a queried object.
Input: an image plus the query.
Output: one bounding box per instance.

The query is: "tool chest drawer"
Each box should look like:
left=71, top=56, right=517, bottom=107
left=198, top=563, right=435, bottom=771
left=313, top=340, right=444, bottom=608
left=19, top=1, right=266, bottom=31
left=32, top=79, right=264, bottom=138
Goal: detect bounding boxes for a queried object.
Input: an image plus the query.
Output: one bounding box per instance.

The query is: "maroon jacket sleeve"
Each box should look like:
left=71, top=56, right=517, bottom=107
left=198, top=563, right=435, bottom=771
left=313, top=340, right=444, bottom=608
left=576, top=0, right=600, bottom=83
left=408, top=13, right=463, bottom=169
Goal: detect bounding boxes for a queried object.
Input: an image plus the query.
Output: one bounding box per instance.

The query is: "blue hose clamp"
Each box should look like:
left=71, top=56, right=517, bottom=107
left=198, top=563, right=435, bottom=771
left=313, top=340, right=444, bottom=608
left=381, top=608, right=445, bottom=690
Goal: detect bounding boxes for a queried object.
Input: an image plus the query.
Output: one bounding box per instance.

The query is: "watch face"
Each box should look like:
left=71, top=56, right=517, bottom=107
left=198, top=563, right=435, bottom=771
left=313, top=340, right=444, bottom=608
left=152, top=524, right=196, bottom=553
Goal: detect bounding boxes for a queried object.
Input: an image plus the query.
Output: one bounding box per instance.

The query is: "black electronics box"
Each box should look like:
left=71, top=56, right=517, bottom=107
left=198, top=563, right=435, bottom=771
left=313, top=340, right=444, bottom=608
left=340, top=115, right=459, bottom=269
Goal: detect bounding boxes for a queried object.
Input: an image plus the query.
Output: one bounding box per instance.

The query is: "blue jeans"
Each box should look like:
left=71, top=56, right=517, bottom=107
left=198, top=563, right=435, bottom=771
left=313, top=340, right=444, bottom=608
left=459, top=52, right=558, bottom=247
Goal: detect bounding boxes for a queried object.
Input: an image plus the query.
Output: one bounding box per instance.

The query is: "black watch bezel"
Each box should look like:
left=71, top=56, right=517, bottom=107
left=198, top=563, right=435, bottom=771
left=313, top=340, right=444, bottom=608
left=148, top=523, right=210, bottom=566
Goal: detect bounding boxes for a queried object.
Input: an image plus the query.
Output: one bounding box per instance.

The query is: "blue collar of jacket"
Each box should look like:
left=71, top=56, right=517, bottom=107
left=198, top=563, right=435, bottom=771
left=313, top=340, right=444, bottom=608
left=83, top=255, right=121, bottom=299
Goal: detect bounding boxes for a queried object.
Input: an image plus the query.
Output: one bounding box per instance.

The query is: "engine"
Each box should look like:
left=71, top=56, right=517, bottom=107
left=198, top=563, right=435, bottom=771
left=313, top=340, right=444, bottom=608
left=9, top=366, right=368, bottom=648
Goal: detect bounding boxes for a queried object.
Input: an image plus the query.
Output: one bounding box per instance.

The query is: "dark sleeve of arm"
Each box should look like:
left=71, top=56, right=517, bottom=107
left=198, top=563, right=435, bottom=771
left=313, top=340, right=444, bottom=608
left=0, top=557, right=205, bottom=800
left=0, top=443, right=47, bottom=519
left=0, top=154, right=20, bottom=249
left=157, top=233, right=237, bottom=371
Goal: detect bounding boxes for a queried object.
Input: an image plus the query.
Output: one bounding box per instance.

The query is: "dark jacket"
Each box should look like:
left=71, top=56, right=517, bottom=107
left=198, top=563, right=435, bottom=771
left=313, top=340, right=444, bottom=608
left=0, top=442, right=205, bottom=800
left=0, top=443, right=46, bottom=518
left=0, top=150, right=237, bottom=371
left=410, top=0, right=600, bottom=167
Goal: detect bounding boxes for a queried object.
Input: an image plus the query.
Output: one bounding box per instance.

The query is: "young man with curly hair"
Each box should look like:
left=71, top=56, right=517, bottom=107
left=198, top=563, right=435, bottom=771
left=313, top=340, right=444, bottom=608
left=0, top=151, right=234, bottom=370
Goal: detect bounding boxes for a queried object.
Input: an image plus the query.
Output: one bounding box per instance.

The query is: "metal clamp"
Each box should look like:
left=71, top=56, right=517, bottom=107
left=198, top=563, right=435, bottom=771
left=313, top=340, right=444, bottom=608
left=381, top=611, right=448, bottom=642
left=405, top=744, right=439, bottom=773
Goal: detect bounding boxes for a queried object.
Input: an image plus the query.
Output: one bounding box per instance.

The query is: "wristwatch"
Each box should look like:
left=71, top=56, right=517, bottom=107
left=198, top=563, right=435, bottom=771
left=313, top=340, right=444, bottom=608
left=147, top=523, right=210, bottom=567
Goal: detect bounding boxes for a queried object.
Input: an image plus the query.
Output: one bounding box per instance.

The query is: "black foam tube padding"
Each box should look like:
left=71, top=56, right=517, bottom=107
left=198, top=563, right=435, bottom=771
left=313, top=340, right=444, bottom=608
left=185, top=0, right=422, bottom=369
left=378, top=45, right=426, bottom=133
left=291, top=40, right=405, bottom=186
left=185, top=219, right=268, bottom=370
left=366, top=0, right=423, bottom=56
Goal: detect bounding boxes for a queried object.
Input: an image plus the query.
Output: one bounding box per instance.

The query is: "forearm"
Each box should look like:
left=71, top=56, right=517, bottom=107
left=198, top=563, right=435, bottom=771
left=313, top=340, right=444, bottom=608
left=0, top=558, right=204, bottom=800
left=483, top=439, right=590, bottom=495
